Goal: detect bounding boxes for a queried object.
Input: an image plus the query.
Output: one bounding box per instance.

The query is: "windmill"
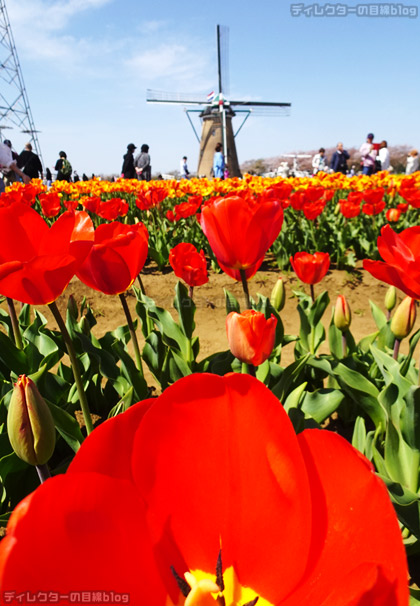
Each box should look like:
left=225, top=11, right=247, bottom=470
left=0, top=0, right=43, bottom=163
left=147, top=25, right=291, bottom=178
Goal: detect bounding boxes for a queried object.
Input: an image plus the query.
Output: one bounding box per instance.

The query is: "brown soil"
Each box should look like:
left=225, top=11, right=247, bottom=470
left=34, top=261, right=418, bottom=392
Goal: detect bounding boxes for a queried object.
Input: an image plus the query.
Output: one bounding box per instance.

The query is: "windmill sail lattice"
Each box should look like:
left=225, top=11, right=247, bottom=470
left=0, top=0, right=42, bottom=163
left=147, top=25, right=291, bottom=178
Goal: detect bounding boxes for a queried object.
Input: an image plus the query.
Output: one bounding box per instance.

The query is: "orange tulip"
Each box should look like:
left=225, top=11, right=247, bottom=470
left=226, top=309, right=277, bottom=366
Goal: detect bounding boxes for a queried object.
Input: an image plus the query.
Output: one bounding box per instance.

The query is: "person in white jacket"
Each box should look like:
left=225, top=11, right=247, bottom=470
left=378, top=141, right=391, bottom=171
left=0, top=141, right=30, bottom=192
left=406, top=150, right=419, bottom=175
left=312, top=148, right=328, bottom=174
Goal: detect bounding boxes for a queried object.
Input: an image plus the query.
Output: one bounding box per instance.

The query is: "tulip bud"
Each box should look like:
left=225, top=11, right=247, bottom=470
left=78, top=315, right=91, bottom=336
left=7, top=376, right=56, bottom=466
left=385, top=286, right=397, bottom=312
left=270, top=277, right=285, bottom=312
left=390, top=297, right=416, bottom=340
left=334, top=295, right=352, bottom=332
left=67, top=294, right=79, bottom=321
left=226, top=310, right=277, bottom=367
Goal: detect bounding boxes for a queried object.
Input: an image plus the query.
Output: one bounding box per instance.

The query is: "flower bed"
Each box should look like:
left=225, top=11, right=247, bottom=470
left=0, top=173, right=419, bottom=602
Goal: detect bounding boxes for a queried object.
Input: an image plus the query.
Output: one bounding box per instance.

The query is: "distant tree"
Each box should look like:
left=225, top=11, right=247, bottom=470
left=241, top=158, right=268, bottom=175
left=240, top=144, right=415, bottom=176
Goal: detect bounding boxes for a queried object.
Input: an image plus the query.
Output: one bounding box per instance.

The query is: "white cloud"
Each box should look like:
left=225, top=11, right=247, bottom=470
left=5, top=0, right=116, bottom=71
left=126, top=42, right=214, bottom=90
left=138, top=20, right=167, bottom=34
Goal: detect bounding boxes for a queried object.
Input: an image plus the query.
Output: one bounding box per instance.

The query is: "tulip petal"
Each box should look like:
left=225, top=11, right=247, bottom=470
left=0, top=473, right=167, bottom=603
left=363, top=259, right=420, bottom=299
left=68, top=400, right=153, bottom=480
left=76, top=222, right=148, bottom=295
left=280, top=430, right=408, bottom=606
left=132, top=373, right=312, bottom=604
left=0, top=203, right=47, bottom=263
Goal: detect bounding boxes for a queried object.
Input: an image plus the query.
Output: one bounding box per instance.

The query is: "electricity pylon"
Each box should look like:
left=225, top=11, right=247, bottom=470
left=0, top=0, right=42, bottom=163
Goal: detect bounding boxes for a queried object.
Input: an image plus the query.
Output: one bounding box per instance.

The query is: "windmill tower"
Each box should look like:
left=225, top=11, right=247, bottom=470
left=0, top=0, right=42, bottom=163
left=147, top=25, right=291, bottom=178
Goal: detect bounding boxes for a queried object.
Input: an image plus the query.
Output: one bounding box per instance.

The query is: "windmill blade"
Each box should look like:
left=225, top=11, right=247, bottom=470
left=216, top=25, right=230, bottom=97
left=230, top=100, right=291, bottom=107
left=230, top=100, right=291, bottom=117
left=146, top=89, right=208, bottom=105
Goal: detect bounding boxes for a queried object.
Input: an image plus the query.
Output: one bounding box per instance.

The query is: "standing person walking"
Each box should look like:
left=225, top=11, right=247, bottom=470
left=135, top=144, right=151, bottom=181
left=330, top=142, right=350, bottom=174
left=2, top=140, right=19, bottom=186
left=0, top=141, right=30, bottom=192
left=406, top=150, right=419, bottom=175
left=18, top=142, right=43, bottom=181
left=55, top=151, right=72, bottom=182
left=378, top=141, right=391, bottom=171
left=359, top=133, right=377, bottom=176
left=180, top=156, right=190, bottom=179
left=213, top=143, right=225, bottom=179
left=121, top=143, right=137, bottom=179
left=312, top=147, right=328, bottom=174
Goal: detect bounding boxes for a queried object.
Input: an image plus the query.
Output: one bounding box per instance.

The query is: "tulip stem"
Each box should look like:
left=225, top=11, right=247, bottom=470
left=342, top=333, right=347, bottom=358
left=36, top=464, right=51, bottom=484
left=119, top=293, right=144, bottom=376
left=189, top=285, right=194, bottom=301
left=241, top=362, right=256, bottom=376
left=49, top=301, right=94, bottom=435
left=137, top=274, right=147, bottom=296
left=310, top=284, right=315, bottom=303
left=239, top=269, right=251, bottom=310
left=6, top=297, right=23, bottom=350
left=393, top=339, right=401, bottom=361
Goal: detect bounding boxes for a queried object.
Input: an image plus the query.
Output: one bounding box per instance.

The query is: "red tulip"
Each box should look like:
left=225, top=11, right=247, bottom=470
left=76, top=221, right=149, bottom=295
left=169, top=242, right=208, bottom=287
left=290, top=251, right=330, bottom=284
left=262, top=182, right=293, bottom=202
left=199, top=194, right=283, bottom=278
left=96, top=198, right=129, bottom=221
left=363, top=188, right=385, bottom=205
left=174, top=200, right=201, bottom=220
left=0, top=185, right=37, bottom=207
left=136, top=187, right=168, bottom=211
left=81, top=196, right=101, bottom=214
left=339, top=198, right=361, bottom=219
left=347, top=191, right=364, bottom=205
left=0, top=203, right=93, bottom=305
left=302, top=199, right=326, bottom=220
left=289, top=190, right=306, bottom=211
left=364, top=225, right=420, bottom=299
left=304, top=185, right=325, bottom=203
left=0, top=374, right=408, bottom=604
left=38, top=192, right=62, bottom=218
left=226, top=309, right=277, bottom=366
left=399, top=188, right=420, bottom=208
left=362, top=200, right=386, bottom=216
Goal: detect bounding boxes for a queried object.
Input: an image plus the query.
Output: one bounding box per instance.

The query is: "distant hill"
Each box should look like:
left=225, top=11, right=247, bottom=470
left=241, top=144, right=415, bottom=175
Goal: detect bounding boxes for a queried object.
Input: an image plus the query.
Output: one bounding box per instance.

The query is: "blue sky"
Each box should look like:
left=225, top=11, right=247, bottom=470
left=2, top=0, right=419, bottom=176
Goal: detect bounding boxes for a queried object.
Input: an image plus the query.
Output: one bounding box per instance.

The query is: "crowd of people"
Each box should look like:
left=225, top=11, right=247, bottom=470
left=121, top=143, right=152, bottom=181
left=0, top=134, right=419, bottom=191
left=312, top=133, right=418, bottom=176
